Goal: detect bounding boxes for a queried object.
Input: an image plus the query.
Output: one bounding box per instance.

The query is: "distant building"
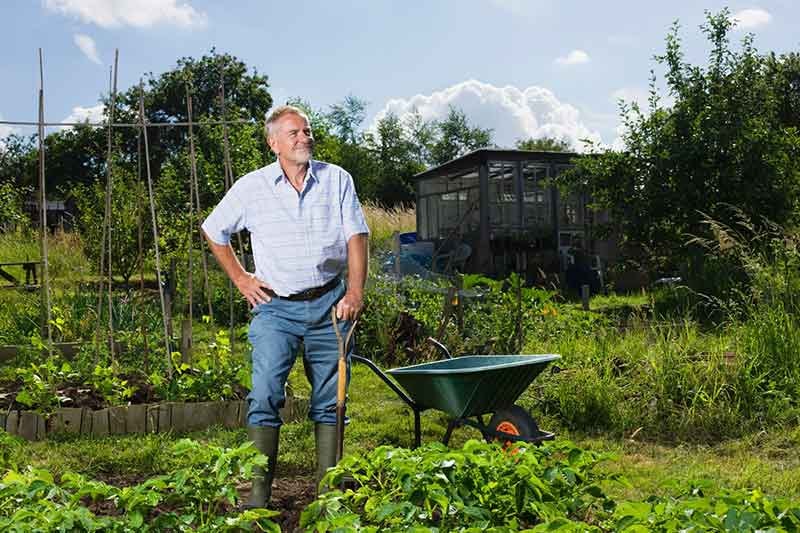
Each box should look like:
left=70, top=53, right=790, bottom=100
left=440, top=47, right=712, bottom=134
left=414, top=149, right=619, bottom=284
left=24, top=194, right=76, bottom=231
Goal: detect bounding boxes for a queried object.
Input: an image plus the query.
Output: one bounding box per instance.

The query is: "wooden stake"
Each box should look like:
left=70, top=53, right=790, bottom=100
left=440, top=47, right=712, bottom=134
left=136, top=128, right=150, bottom=374
left=104, top=51, right=119, bottom=363
left=185, top=82, right=213, bottom=322
left=183, top=81, right=198, bottom=363
left=192, top=143, right=214, bottom=322
left=218, top=61, right=240, bottom=349
left=37, top=49, right=52, bottom=354
left=138, top=81, right=173, bottom=378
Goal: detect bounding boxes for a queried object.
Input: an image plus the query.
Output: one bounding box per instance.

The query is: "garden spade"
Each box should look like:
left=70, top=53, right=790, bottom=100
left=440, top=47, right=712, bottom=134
left=331, top=308, right=358, bottom=463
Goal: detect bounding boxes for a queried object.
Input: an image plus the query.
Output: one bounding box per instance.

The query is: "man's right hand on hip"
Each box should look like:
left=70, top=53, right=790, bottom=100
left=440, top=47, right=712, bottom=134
left=234, top=272, right=272, bottom=307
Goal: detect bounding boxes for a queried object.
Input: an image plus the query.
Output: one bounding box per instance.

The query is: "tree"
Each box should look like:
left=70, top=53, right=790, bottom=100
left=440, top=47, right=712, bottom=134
left=365, top=112, right=425, bottom=204
left=568, top=10, right=800, bottom=277
left=403, top=110, right=437, bottom=166
left=72, top=168, right=146, bottom=285
left=516, top=137, right=572, bottom=152
left=0, top=134, right=37, bottom=189
left=766, top=51, right=800, bottom=130
left=328, top=95, right=367, bottom=145
left=429, top=107, right=493, bottom=165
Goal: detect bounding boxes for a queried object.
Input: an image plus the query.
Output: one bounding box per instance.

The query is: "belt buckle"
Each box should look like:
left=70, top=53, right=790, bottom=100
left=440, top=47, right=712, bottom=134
left=298, top=287, right=314, bottom=299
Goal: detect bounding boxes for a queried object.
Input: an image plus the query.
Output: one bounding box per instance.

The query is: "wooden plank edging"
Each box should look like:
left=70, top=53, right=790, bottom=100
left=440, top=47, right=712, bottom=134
left=2, top=397, right=308, bottom=441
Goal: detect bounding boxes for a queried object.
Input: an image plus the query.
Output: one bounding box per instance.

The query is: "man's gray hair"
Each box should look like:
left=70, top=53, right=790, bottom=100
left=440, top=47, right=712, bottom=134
left=264, top=105, right=311, bottom=139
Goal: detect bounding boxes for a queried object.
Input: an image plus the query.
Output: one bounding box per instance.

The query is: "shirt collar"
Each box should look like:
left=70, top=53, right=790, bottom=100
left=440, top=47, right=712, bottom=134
left=268, top=160, right=318, bottom=187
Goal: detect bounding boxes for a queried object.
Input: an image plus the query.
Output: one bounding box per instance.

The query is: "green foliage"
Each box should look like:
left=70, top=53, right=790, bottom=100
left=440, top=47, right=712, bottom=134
left=0, top=181, right=31, bottom=232
left=516, top=137, right=573, bottom=152
left=568, top=10, right=800, bottom=277
left=150, top=329, right=250, bottom=402
left=358, top=273, right=601, bottom=366
left=14, top=353, right=77, bottom=415
left=526, top=299, right=800, bottom=441
left=0, top=134, right=37, bottom=190
left=86, top=364, right=136, bottom=407
left=0, top=289, right=40, bottom=345
left=0, top=439, right=279, bottom=532
left=0, top=432, right=23, bottom=472
left=72, top=170, right=146, bottom=285
left=429, top=107, right=493, bottom=166
left=363, top=112, right=425, bottom=204
left=302, top=439, right=620, bottom=531
left=603, top=485, right=800, bottom=532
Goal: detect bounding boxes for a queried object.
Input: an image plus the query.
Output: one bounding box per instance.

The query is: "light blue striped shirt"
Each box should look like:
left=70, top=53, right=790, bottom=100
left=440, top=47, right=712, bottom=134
left=201, top=160, right=370, bottom=297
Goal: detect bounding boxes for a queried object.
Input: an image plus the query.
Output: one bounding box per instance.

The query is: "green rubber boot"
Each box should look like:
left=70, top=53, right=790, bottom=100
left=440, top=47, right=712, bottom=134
left=245, top=425, right=279, bottom=508
left=315, top=423, right=338, bottom=494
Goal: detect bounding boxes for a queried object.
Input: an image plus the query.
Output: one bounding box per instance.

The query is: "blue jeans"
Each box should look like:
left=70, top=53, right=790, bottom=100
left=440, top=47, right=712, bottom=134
left=246, top=280, right=353, bottom=427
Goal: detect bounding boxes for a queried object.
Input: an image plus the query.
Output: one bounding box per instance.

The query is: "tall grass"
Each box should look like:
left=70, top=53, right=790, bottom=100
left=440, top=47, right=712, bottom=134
left=519, top=213, right=800, bottom=442
left=361, top=201, right=416, bottom=251
left=0, top=229, right=91, bottom=283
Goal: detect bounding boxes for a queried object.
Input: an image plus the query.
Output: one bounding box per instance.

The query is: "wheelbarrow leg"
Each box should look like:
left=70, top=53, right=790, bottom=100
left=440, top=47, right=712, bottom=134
left=442, top=419, right=460, bottom=446
left=414, top=409, right=421, bottom=449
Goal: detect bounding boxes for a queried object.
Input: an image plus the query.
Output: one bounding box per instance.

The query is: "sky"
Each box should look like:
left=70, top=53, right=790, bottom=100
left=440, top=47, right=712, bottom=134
left=0, top=0, right=798, bottom=152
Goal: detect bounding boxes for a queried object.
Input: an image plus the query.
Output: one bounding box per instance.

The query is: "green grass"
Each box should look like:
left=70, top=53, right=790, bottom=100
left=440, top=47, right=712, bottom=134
left=576, top=427, right=800, bottom=500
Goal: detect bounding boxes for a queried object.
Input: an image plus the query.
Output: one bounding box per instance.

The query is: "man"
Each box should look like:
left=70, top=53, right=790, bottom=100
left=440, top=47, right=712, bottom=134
left=201, top=105, right=369, bottom=508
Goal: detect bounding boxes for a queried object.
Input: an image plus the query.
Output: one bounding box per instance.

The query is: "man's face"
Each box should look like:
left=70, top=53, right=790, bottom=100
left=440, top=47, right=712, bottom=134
left=268, top=113, right=314, bottom=165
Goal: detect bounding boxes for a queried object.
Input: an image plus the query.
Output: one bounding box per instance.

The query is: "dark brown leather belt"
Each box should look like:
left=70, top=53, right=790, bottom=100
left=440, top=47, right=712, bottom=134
left=264, top=277, right=341, bottom=302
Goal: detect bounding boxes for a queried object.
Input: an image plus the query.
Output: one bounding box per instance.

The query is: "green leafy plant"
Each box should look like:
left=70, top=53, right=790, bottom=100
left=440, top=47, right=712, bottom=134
left=150, top=329, right=250, bottom=402
left=302, top=439, right=621, bottom=531
left=14, top=351, right=78, bottom=414
left=0, top=439, right=280, bottom=532
left=86, top=364, right=136, bottom=407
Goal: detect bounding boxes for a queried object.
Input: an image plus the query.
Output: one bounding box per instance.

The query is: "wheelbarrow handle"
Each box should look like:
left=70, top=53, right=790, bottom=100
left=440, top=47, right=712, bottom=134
left=426, top=337, right=453, bottom=359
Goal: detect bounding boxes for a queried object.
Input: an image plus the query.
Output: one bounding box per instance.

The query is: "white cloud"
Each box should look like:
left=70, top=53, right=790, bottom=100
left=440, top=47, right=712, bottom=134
left=729, top=8, right=771, bottom=30
left=371, top=79, right=603, bottom=152
left=62, top=104, right=106, bottom=128
left=73, top=33, right=101, bottom=64
left=554, top=49, right=590, bottom=66
left=43, top=0, right=207, bottom=29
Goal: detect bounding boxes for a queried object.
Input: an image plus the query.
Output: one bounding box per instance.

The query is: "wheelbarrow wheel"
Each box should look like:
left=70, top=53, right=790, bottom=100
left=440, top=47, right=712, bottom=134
left=486, top=405, right=539, bottom=444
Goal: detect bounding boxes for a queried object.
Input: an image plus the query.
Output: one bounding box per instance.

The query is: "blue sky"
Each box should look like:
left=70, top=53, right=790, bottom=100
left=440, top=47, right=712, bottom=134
left=1, top=0, right=797, bottom=150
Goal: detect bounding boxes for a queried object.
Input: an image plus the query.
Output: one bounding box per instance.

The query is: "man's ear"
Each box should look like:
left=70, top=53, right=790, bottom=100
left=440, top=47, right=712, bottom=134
left=266, top=135, right=278, bottom=155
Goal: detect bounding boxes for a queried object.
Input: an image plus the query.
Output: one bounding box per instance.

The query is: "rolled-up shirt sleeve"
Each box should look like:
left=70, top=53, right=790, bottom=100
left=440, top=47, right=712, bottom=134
left=201, top=183, right=247, bottom=245
left=340, top=169, right=370, bottom=242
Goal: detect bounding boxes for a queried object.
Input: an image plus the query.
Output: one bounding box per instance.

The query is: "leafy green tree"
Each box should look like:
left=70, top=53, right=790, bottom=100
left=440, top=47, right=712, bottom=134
left=516, top=136, right=573, bottom=152
left=404, top=109, right=437, bottom=165
left=0, top=134, right=37, bottom=189
left=0, top=134, right=36, bottom=231
left=324, top=96, right=375, bottom=195
left=72, top=167, right=146, bottom=284
left=111, top=49, right=272, bottom=198
left=568, top=10, right=800, bottom=276
left=766, top=51, right=800, bottom=130
left=328, top=95, right=367, bottom=145
left=45, top=124, right=106, bottom=190
left=429, top=107, right=493, bottom=165
left=0, top=181, right=31, bottom=232
left=365, top=112, right=425, bottom=204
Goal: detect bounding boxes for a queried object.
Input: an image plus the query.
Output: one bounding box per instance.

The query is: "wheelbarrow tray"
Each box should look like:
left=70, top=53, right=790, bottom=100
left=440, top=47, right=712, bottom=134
left=387, top=354, right=559, bottom=419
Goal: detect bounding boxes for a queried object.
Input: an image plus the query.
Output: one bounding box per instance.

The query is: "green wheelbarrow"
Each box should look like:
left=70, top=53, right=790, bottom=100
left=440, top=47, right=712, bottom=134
left=352, top=340, right=559, bottom=448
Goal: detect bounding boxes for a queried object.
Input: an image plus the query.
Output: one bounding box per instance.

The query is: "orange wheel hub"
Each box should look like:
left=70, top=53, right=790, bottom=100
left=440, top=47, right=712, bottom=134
left=496, top=421, right=521, bottom=436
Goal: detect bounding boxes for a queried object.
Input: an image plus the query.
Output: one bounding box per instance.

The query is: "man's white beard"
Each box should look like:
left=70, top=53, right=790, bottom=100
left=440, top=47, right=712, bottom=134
left=293, top=147, right=312, bottom=163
